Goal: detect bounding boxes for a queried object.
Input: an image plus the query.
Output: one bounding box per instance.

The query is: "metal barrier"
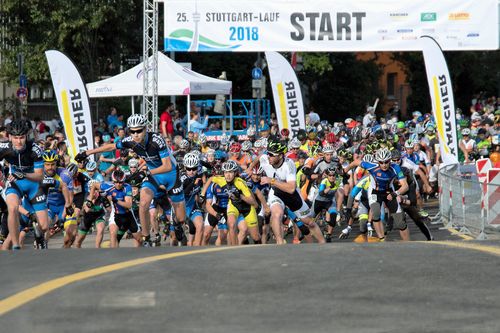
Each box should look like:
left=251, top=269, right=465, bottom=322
left=438, top=164, right=500, bottom=239
left=193, top=99, right=271, bottom=138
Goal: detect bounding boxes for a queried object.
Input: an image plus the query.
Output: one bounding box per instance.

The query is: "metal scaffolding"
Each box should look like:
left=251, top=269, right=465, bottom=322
left=142, top=0, right=159, bottom=131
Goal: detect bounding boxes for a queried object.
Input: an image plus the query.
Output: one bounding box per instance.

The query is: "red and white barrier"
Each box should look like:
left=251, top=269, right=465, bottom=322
left=476, top=158, right=492, bottom=183
left=486, top=168, right=500, bottom=225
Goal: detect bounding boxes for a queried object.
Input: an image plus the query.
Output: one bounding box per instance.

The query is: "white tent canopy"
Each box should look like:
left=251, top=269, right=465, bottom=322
left=86, top=52, right=232, bottom=97
left=86, top=52, right=233, bottom=132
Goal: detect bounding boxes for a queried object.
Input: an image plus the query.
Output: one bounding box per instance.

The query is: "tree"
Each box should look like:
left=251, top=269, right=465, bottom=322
left=298, top=52, right=383, bottom=122
left=0, top=0, right=143, bottom=86
left=393, top=51, right=500, bottom=115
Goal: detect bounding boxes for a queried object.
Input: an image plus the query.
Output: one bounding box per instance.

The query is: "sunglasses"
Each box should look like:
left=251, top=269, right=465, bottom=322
left=185, top=167, right=198, bottom=171
left=392, top=159, right=401, bottom=163
left=379, top=160, right=391, bottom=165
left=268, top=152, right=279, bottom=157
left=327, top=174, right=336, bottom=177
left=114, top=181, right=124, bottom=184
left=129, top=128, right=144, bottom=134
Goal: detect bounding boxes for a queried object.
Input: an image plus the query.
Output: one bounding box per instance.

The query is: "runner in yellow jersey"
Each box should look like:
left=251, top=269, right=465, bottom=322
left=202, top=160, right=261, bottom=246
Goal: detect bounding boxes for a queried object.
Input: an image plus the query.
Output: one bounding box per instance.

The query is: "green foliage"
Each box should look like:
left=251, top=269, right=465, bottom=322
left=393, top=51, right=500, bottom=114
left=302, top=53, right=333, bottom=75
left=298, top=53, right=383, bottom=122
left=0, top=0, right=143, bottom=85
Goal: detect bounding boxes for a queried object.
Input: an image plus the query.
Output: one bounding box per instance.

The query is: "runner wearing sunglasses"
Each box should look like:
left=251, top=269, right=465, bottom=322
left=75, top=114, right=185, bottom=247
left=251, top=138, right=325, bottom=244
left=348, top=148, right=409, bottom=241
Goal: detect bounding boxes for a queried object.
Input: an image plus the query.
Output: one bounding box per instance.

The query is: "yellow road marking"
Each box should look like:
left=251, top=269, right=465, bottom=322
left=446, top=228, right=474, bottom=240
left=430, top=241, right=500, bottom=257
left=101, top=240, right=110, bottom=248
left=0, top=247, right=235, bottom=316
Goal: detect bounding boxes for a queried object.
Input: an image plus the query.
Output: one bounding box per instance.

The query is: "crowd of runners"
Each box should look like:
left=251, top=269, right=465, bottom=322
left=0, top=95, right=499, bottom=249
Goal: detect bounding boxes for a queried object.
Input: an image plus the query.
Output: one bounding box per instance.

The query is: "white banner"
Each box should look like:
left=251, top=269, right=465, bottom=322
left=46, top=50, right=94, bottom=159
left=421, top=36, right=458, bottom=166
left=163, top=0, right=498, bottom=52
left=265, top=51, right=305, bottom=138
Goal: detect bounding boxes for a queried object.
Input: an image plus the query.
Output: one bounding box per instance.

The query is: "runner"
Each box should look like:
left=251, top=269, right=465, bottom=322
left=75, top=114, right=185, bottom=247
left=0, top=120, right=48, bottom=250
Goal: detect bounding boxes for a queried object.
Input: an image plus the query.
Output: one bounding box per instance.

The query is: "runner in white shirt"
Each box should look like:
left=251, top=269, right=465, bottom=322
left=460, top=128, right=476, bottom=162
left=254, top=139, right=325, bottom=244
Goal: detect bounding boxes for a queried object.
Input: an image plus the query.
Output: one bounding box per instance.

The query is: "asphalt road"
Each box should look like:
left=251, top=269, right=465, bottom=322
left=2, top=198, right=499, bottom=332
left=1, top=241, right=500, bottom=333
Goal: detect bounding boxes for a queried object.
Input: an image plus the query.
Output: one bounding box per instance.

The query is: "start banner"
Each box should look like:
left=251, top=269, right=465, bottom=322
left=163, top=0, right=498, bottom=52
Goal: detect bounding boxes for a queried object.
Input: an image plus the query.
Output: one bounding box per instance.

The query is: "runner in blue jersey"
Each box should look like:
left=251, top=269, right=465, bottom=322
left=87, top=169, right=141, bottom=247
left=202, top=175, right=230, bottom=246
left=244, top=166, right=271, bottom=243
left=348, top=148, right=410, bottom=241
left=42, top=151, right=74, bottom=247
left=83, top=160, right=104, bottom=190
left=181, top=152, right=204, bottom=246
left=402, top=139, right=420, bottom=165
left=76, top=114, right=185, bottom=247
left=0, top=120, right=48, bottom=250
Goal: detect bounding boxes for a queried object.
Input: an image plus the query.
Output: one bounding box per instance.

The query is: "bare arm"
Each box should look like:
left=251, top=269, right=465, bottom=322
left=148, top=156, right=172, bottom=175
left=240, top=191, right=258, bottom=208
left=116, top=195, right=133, bottom=210
left=85, top=142, right=117, bottom=156
left=261, top=177, right=295, bottom=194
left=60, top=181, right=72, bottom=207
left=415, top=168, right=432, bottom=193
left=205, top=199, right=218, bottom=217
left=200, top=176, right=214, bottom=197
left=24, top=168, right=44, bottom=182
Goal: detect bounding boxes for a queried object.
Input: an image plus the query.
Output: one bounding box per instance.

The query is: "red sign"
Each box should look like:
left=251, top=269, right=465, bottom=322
left=16, top=87, right=28, bottom=101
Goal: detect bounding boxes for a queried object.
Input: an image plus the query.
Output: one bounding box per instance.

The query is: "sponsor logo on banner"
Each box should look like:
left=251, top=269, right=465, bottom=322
left=382, top=36, right=396, bottom=40
left=95, top=86, right=113, bottom=94
left=163, top=0, right=498, bottom=52
left=402, top=35, right=417, bottom=40
left=266, top=51, right=305, bottom=138
left=449, top=12, right=470, bottom=20
left=61, top=88, right=92, bottom=152
left=467, top=32, right=480, bottom=38
left=432, top=74, right=456, bottom=156
left=397, top=29, right=413, bottom=33
left=46, top=50, right=94, bottom=159
left=422, top=28, right=436, bottom=34
left=421, top=36, right=458, bottom=166
left=421, top=12, right=437, bottom=21
left=390, top=12, right=409, bottom=21
left=276, top=81, right=302, bottom=137
left=446, top=35, right=458, bottom=40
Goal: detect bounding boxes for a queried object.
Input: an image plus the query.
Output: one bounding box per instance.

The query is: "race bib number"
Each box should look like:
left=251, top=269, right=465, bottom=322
left=369, top=194, right=378, bottom=205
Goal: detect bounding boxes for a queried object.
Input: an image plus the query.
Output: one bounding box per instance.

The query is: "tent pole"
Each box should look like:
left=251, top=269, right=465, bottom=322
left=229, top=94, right=233, bottom=135
left=187, top=95, right=191, bottom=134
left=131, top=96, right=135, bottom=115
